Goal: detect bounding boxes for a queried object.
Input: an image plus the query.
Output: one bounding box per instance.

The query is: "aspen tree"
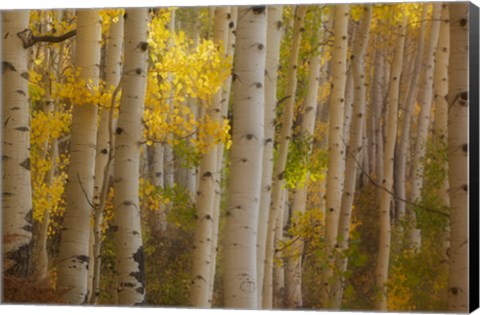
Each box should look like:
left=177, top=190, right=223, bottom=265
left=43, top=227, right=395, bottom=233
left=151, top=143, right=166, bottom=233
left=31, top=12, right=56, bottom=281
left=208, top=6, right=237, bottom=305
left=447, top=2, right=468, bottom=312
left=112, top=8, right=149, bottom=305
left=284, top=12, right=327, bottom=306
left=190, top=6, right=230, bottom=308
left=222, top=6, right=267, bottom=309
left=320, top=4, right=349, bottom=307
left=395, top=6, right=427, bottom=222
left=262, top=6, right=307, bottom=308
left=2, top=10, right=33, bottom=276
left=256, top=5, right=283, bottom=306
left=372, top=48, right=385, bottom=184
left=433, top=4, right=450, bottom=208
left=329, top=5, right=372, bottom=309
left=375, top=13, right=407, bottom=311
left=89, top=14, right=124, bottom=304
left=56, top=10, right=102, bottom=304
left=273, top=189, right=287, bottom=308
left=408, top=4, right=441, bottom=248
left=163, top=9, right=176, bottom=222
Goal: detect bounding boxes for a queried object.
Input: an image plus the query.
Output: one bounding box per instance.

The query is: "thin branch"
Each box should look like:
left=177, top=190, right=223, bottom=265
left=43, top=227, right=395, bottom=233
left=346, top=142, right=449, bottom=218
left=77, top=173, right=95, bottom=209
left=17, top=29, right=77, bottom=49
left=275, top=235, right=301, bottom=253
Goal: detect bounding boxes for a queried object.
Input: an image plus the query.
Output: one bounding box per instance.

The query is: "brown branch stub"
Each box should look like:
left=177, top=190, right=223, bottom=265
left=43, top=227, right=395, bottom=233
left=17, top=29, right=77, bottom=49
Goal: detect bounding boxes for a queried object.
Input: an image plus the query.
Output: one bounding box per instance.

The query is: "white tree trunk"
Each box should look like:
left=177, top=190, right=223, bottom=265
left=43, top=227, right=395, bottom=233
left=374, top=14, right=407, bottom=311
left=433, top=4, right=450, bottom=209
left=2, top=10, right=33, bottom=277
left=2, top=10, right=32, bottom=276
left=273, top=189, right=287, bottom=308
left=320, top=4, right=349, bottom=307
left=372, top=48, right=385, bottom=185
left=395, top=6, right=428, bottom=223
left=89, top=14, right=124, bottom=304
left=222, top=6, right=266, bottom=309
left=163, top=9, right=176, bottom=222
left=112, top=8, right=149, bottom=305
left=56, top=10, right=102, bottom=304
left=262, top=6, right=306, bottom=308
left=447, top=3, right=468, bottom=312
left=329, top=6, right=372, bottom=309
left=408, top=4, right=441, bottom=248
left=190, top=6, right=230, bottom=308
left=151, top=143, right=166, bottom=233
left=207, top=6, right=238, bottom=306
left=256, top=5, right=283, bottom=307
left=284, top=16, right=327, bottom=306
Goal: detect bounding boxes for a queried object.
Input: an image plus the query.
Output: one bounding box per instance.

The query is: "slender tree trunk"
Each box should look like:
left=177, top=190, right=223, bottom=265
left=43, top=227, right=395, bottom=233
left=329, top=6, right=372, bottom=309
left=320, top=4, right=349, bottom=307
left=284, top=16, right=327, bottom=306
left=447, top=3, right=468, bottom=312
left=222, top=6, right=267, bottom=309
left=89, top=14, right=124, bottom=304
left=263, top=6, right=306, bottom=308
left=151, top=143, right=166, bottom=233
left=373, top=48, right=385, bottom=185
left=433, top=4, right=450, bottom=209
left=56, top=10, right=102, bottom=304
left=395, top=6, right=427, bottom=223
left=256, top=5, right=283, bottom=307
left=374, top=14, right=407, bottom=311
left=2, top=11, right=33, bottom=277
left=273, top=189, right=287, bottom=308
left=408, top=4, right=441, bottom=248
left=207, top=6, right=238, bottom=306
left=190, top=6, right=230, bottom=308
left=163, top=9, right=176, bottom=224
left=112, top=8, right=149, bottom=305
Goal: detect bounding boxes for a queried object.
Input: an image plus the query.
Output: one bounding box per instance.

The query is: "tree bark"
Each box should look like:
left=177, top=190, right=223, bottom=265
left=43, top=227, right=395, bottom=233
left=320, top=4, right=349, bottom=307
left=112, top=8, right=149, bottom=305
left=262, top=6, right=307, bottom=308
left=374, top=14, right=407, bottom=311
left=190, top=6, right=230, bottom=308
left=329, top=5, right=372, bottom=309
left=89, top=13, right=124, bottom=304
left=433, top=4, right=450, bottom=209
left=56, top=10, right=102, bottom=304
left=222, top=6, right=267, bottom=309
left=2, top=10, right=33, bottom=277
left=408, top=4, right=441, bottom=248
left=256, top=5, right=283, bottom=307
left=395, top=6, right=427, bottom=222
left=284, top=12, right=327, bottom=306
left=208, top=6, right=238, bottom=305
left=447, top=2, right=468, bottom=312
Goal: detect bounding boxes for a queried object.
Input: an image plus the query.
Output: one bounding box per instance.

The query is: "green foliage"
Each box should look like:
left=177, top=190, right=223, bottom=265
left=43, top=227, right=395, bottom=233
left=284, top=132, right=328, bottom=189
left=387, top=139, right=449, bottom=311
left=164, top=184, right=196, bottom=231
left=341, top=184, right=380, bottom=310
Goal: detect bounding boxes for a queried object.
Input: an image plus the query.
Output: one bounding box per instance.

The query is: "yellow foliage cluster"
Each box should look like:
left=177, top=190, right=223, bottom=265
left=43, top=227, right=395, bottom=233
left=99, top=9, right=124, bottom=38
left=29, top=9, right=76, bottom=37
left=100, top=187, right=116, bottom=238
left=31, top=108, right=71, bottom=232
left=53, top=67, right=115, bottom=108
left=144, top=9, right=232, bottom=154
left=139, top=178, right=171, bottom=212
left=30, top=110, right=72, bottom=146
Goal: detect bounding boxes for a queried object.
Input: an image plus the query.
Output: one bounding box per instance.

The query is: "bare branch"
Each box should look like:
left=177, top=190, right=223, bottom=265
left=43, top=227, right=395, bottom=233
left=17, top=29, right=77, bottom=49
